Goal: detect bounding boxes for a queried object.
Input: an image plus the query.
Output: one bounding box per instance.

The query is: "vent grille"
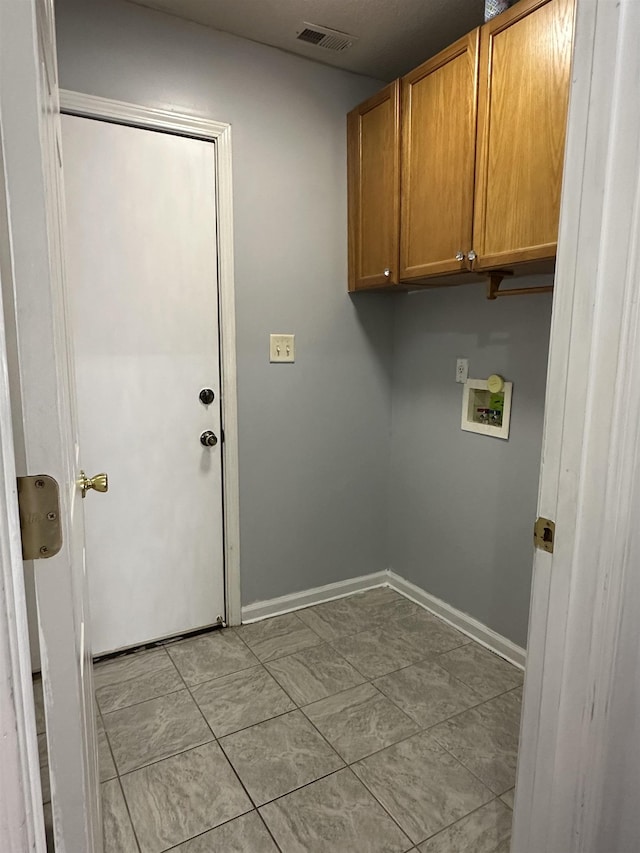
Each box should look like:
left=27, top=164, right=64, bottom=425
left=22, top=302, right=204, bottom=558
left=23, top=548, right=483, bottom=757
left=296, top=23, right=357, bottom=52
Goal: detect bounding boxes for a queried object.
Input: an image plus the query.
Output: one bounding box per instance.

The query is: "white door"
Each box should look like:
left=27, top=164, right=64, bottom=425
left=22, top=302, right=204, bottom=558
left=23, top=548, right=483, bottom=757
left=0, top=0, right=100, bottom=850
left=61, top=116, right=225, bottom=655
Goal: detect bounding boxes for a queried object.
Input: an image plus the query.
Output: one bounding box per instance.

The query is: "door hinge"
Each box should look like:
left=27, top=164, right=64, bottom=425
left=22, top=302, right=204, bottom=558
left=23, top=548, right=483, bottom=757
left=16, top=475, right=63, bottom=560
left=534, top=516, right=555, bottom=553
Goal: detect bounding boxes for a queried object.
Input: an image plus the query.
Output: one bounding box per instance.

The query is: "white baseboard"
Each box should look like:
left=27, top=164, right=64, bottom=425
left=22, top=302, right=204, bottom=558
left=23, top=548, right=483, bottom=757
left=385, top=570, right=526, bottom=670
left=241, top=571, right=389, bottom=623
left=241, top=569, right=526, bottom=670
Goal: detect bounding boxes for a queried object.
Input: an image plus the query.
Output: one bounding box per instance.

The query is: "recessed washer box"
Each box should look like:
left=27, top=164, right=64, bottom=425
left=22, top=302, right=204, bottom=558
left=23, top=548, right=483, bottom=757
left=461, top=377, right=513, bottom=440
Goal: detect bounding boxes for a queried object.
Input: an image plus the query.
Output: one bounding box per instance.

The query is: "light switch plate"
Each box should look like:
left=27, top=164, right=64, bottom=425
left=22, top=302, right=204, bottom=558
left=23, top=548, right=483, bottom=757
left=270, top=334, right=295, bottom=363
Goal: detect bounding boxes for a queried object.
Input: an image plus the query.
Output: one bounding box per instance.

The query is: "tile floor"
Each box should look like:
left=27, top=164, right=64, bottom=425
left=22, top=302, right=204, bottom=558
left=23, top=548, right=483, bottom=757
left=44, top=587, right=525, bottom=852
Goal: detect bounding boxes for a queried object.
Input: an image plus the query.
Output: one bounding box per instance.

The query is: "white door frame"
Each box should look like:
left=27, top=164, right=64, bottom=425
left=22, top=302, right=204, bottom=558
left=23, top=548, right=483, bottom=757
left=513, top=0, right=640, bottom=850
left=0, top=142, right=46, bottom=852
left=59, top=91, right=242, bottom=630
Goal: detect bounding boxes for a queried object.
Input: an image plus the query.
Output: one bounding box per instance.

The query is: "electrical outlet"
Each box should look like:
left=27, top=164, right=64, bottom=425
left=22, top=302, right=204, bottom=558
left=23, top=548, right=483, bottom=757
left=270, top=334, right=295, bottom=363
left=456, top=358, right=469, bottom=384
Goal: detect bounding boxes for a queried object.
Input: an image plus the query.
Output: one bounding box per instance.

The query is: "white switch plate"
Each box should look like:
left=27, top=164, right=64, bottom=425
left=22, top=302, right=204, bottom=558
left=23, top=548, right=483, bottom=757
left=456, top=358, right=469, bottom=384
left=270, top=334, right=295, bottom=363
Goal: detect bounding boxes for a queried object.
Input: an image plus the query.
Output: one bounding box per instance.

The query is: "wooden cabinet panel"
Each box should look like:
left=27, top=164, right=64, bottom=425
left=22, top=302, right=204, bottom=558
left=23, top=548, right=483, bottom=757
left=347, top=81, right=400, bottom=290
left=473, top=0, right=574, bottom=269
left=400, top=31, right=479, bottom=280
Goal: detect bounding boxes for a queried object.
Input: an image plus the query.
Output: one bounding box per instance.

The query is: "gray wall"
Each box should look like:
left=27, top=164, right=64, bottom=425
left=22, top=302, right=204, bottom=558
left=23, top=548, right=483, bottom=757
left=389, top=282, right=552, bottom=648
left=55, top=0, right=392, bottom=605
left=55, top=0, right=552, bottom=646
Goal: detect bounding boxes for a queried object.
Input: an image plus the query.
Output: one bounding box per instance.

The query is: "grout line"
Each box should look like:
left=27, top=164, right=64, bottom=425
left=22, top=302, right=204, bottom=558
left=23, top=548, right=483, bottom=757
left=423, top=682, right=524, bottom=734
left=96, top=703, right=119, bottom=783
left=99, top=685, right=187, bottom=717
left=214, top=739, right=257, bottom=807
left=114, top=775, right=142, bottom=853
left=104, top=654, right=218, bottom=778
left=97, top=591, right=521, bottom=850
left=166, top=656, right=259, bottom=685
left=143, top=665, right=266, bottom=838
left=93, top=622, right=224, bottom=666
left=257, top=809, right=284, bottom=853
left=427, top=733, right=497, bottom=798
left=239, top=637, right=325, bottom=666
left=114, top=734, right=217, bottom=779
left=96, top=699, right=142, bottom=853
left=413, top=794, right=512, bottom=847
left=200, top=661, right=357, bottom=817
left=243, top=657, right=421, bottom=843
left=160, top=808, right=283, bottom=852
left=172, top=653, right=281, bottom=848
left=343, top=764, right=415, bottom=848
left=251, top=766, right=346, bottom=811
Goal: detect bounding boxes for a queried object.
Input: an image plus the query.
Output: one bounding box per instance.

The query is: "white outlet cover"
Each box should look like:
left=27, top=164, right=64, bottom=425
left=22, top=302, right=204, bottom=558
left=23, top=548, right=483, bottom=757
left=456, top=358, right=469, bottom=383
left=270, top=334, right=295, bottom=363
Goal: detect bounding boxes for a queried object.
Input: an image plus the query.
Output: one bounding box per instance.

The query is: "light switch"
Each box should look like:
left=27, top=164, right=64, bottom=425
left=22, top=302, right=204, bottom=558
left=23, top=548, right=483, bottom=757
left=270, top=334, right=295, bottom=363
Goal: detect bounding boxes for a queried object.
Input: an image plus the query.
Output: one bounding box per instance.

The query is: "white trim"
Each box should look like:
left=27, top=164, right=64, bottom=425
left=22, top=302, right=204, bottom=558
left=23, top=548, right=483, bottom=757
left=241, top=567, right=525, bottom=670
left=513, top=1, right=640, bottom=850
left=385, top=571, right=525, bottom=669
left=241, top=572, right=389, bottom=623
left=58, top=90, right=242, bottom=628
left=58, top=91, right=231, bottom=141
left=0, top=109, right=46, bottom=851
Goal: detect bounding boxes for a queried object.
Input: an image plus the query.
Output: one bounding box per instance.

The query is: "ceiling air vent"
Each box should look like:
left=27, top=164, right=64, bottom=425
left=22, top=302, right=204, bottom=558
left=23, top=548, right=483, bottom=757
left=296, top=23, right=357, bottom=52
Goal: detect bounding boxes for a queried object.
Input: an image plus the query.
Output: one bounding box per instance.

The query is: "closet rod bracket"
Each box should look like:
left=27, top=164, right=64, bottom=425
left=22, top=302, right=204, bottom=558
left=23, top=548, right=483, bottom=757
left=486, top=272, right=554, bottom=300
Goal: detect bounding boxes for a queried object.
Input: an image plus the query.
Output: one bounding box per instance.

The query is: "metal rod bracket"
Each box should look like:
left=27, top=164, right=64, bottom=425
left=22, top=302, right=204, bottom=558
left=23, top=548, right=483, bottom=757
left=486, top=273, right=554, bottom=300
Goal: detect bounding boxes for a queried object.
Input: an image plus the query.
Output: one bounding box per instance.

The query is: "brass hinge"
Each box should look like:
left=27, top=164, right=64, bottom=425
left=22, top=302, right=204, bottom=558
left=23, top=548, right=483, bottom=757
left=534, top=517, right=555, bottom=553
left=16, top=475, right=63, bottom=560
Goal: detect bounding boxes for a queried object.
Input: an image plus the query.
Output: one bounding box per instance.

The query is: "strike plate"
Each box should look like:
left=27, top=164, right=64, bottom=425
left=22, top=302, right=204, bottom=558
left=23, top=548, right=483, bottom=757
left=534, top=516, right=555, bottom=554
left=17, top=475, right=62, bottom=560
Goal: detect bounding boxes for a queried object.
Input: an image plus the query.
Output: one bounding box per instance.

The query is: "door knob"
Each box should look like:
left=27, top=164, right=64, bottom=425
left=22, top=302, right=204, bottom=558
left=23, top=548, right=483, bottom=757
left=200, top=430, right=218, bottom=448
left=79, top=471, right=109, bottom=499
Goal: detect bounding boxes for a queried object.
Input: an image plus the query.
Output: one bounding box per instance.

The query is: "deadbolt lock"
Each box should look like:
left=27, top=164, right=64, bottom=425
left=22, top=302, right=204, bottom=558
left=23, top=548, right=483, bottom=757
left=79, top=471, right=109, bottom=499
left=534, top=517, right=555, bottom=553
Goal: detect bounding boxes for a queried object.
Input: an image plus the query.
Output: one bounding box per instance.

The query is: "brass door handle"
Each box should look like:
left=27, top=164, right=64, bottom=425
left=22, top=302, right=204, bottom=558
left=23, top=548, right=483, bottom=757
left=79, top=471, right=109, bottom=498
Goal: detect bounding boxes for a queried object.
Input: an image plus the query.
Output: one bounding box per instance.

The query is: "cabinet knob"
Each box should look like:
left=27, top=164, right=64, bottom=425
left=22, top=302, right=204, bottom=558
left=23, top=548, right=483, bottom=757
left=468, top=250, right=477, bottom=262
left=384, top=268, right=391, bottom=277
left=455, top=251, right=466, bottom=262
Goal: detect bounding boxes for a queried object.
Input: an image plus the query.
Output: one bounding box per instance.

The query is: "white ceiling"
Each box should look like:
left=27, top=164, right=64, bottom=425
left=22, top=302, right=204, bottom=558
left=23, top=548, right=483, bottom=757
left=129, top=0, right=486, bottom=81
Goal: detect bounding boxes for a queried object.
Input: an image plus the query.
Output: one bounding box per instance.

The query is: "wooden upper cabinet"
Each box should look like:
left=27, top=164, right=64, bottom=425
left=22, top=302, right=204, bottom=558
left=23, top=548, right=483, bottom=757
left=473, top=0, right=574, bottom=270
left=347, top=81, right=400, bottom=291
left=400, top=31, right=479, bottom=280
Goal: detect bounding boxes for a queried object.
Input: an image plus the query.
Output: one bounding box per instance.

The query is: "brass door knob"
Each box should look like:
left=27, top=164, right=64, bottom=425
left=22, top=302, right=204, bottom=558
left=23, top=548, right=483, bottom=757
left=79, top=471, right=109, bottom=498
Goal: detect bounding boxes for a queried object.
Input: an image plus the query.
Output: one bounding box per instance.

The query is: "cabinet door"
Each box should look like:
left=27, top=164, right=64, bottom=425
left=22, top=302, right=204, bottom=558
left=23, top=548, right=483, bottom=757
left=347, top=81, right=400, bottom=291
left=400, top=31, right=479, bottom=280
left=473, top=0, right=574, bottom=269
